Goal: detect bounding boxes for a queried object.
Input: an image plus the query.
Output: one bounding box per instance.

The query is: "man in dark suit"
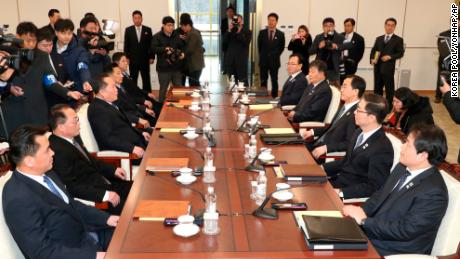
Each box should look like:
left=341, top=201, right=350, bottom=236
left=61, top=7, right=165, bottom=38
left=370, top=17, right=405, bottom=109
left=258, top=13, right=285, bottom=98
left=288, top=60, right=332, bottom=123
left=223, top=14, right=252, bottom=86
left=88, top=73, right=149, bottom=160
left=3, top=126, right=119, bottom=258
left=309, top=17, right=352, bottom=87
left=343, top=124, right=448, bottom=256
left=279, top=53, right=308, bottom=106
left=220, top=6, right=235, bottom=74
left=340, top=18, right=365, bottom=81
left=123, top=10, right=154, bottom=92
left=49, top=104, right=132, bottom=215
left=440, top=81, right=460, bottom=163
left=435, top=29, right=450, bottom=103
left=43, top=9, right=60, bottom=35
left=303, top=75, right=365, bottom=159
left=323, top=93, right=393, bottom=199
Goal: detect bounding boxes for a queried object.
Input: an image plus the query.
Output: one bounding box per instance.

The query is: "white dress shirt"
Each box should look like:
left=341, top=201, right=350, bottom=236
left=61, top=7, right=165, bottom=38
left=343, top=32, right=354, bottom=57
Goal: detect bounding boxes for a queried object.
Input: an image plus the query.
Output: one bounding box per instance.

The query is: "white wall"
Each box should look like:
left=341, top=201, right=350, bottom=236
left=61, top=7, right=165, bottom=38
left=259, top=0, right=453, bottom=91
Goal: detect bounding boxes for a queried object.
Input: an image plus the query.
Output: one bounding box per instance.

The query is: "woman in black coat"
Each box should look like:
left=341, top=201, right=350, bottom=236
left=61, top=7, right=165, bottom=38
left=386, top=87, right=434, bottom=135
left=287, top=25, right=312, bottom=75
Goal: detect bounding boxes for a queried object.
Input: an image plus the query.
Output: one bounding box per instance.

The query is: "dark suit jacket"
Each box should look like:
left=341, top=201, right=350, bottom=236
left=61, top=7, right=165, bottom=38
left=2, top=171, right=110, bottom=259
left=362, top=164, right=448, bottom=256
left=49, top=134, right=117, bottom=201
left=257, top=28, right=285, bottom=68
left=88, top=98, right=146, bottom=153
left=314, top=102, right=359, bottom=152
left=340, top=32, right=365, bottom=64
left=443, top=91, right=460, bottom=124
left=323, top=127, right=394, bottom=198
left=114, top=84, right=145, bottom=124
left=279, top=72, right=307, bottom=106
left=123, top=25, right=154, bottom=66
left=293, top=80, right=332, bottom=122
left=309, top=31, right=352, bottom=73
left=370, top=34, right=405, bottom=75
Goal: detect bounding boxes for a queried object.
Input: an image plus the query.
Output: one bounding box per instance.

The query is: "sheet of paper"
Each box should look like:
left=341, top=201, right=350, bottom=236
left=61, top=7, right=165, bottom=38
left=264, top=128, right=295, bottom=134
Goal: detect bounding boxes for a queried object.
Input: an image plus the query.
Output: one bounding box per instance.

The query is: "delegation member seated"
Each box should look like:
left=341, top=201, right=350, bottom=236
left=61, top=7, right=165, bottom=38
left=302, top=75, right=365, bottom=160
left=287, top=60, right=332, bottom=123
left=279, top=53, right=308, bottom=106
left=88, top=73, right=149, bottom=160
left=324, top=93, right=394, bottom=199
left=343, top=124, right=448, bottom=256
left=49, top=104, right=132, bottom=215
left=3, top=126, right=118, bottom=258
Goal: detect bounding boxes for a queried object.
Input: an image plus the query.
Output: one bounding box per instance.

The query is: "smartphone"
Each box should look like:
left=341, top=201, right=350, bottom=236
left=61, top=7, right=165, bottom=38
left=271, top=202, right=308, bottom=210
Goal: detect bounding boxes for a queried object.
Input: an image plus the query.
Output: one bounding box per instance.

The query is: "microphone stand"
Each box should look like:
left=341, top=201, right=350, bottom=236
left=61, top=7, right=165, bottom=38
left=158, top=134, right=205, bottom=161
left=236, top=106, right=277, bottom=132
left=167, top=103, right=204, bottom=120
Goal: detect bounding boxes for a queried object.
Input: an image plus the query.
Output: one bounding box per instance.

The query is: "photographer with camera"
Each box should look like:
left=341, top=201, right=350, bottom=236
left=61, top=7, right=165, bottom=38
left=0, top=22, right=74, bottom=137
left=151, top=16, right=185, bottom=103
left=310, top=17, right=351, bottom=87
left=223, top=14, right=252, bottom=86
left=52, top=19, right=92, bottom=94
left=440, top=80, right=460, bottom=163
left=78, top=16, right=111, bottom=79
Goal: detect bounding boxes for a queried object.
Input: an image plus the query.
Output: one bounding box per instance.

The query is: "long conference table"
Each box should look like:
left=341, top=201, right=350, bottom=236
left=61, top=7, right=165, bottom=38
left=106, top=84, right=381, bottom=259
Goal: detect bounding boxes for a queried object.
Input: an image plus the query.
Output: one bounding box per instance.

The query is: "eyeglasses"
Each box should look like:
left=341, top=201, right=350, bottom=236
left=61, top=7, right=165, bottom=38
left=287, top=62, right=300, bottom=66
left=355, top=108, right=370, bottom=114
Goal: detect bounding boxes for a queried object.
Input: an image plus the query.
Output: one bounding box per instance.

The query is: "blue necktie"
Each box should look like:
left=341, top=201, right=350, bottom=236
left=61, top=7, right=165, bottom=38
left=354, top=133, right=364, bottom=149
left=43, top=175, right=65, bottom=201
left=392, top=170, right=411, bottom=192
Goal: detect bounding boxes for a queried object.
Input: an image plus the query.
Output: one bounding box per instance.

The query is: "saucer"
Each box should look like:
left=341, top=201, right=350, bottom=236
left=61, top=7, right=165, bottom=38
left=176, top=175, right=197, bottom=185
left=272, top=191, right=294, bottom=202
left=183, top=133, right=199, bottom=140
left=240, top=99, right=250, bottom=104
left=237, top=86, right=246, bottom=91
left=173, top=223, right=200, bottom=238
left=258, top=153, right=275, bottom=163
left=191, top=93, right=201, bottom=98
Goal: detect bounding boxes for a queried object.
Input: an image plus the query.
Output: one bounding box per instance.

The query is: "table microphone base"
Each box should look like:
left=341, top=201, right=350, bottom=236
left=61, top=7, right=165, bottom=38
left=252, top=207, right=278, bottom=219
left=245, top=164, right=264, bottom=172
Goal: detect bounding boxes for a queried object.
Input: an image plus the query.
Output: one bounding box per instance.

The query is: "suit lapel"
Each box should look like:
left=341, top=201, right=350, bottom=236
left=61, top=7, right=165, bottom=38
left=328, top=104, right=357, bottom=132
left=351, top=127, right=384, bottom=156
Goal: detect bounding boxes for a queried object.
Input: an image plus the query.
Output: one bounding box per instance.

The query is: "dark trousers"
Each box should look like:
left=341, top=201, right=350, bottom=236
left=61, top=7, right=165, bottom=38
left=340, top=59, right=358, bottom=84
left=436, top=63, right=444, bottom=99
left=374, top=68, right=395, bottom=110
left=188, top=70, right=202, bottom=87
left=227, top=55, right=249, bottom=86
left=260, top=63, right=280, bottom=98
left=158, top=70, right=182, bottom=103
left=130, top=63, right=151, bottom=92
left=105, top=180, right=133, bottom=215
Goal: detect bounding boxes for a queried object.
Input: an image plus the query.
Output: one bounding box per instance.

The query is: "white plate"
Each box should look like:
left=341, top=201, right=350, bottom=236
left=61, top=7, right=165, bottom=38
left=237, top=86, right=246, bottom=91
left=191, top=93, right=201, bottom=98
left=258, top=154, right=275, bottom=163
left=183, top=133, right=199, bottom=140
left=272, top=191, right=294, bottom=202
left=173, top=223, right=200, bottom=238
left=240, top=99, right=250, bottom=104
left=176, top=175, right=197, bottom=185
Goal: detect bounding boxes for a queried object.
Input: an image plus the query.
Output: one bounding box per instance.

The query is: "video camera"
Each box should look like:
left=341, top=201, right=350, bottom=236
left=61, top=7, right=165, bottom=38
left=80, top=30, right=115, bottom=51
left=166, top=48, right=183, bottom=65
left=438, top=35, right=452, bottom=86
left=324, top=31, right=335, bottom=50
left=0, top=24, right=34, bottom=73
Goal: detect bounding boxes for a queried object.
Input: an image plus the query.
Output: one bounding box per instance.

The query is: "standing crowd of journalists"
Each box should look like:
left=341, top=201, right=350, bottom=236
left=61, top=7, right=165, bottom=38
left=0, top=5, right=458, bottom=258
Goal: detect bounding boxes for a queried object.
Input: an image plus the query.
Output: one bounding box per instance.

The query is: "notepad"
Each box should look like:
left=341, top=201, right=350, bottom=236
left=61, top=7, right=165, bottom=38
left=146, top=158, right=189, bottom=172
left=172, top=87, right=195, bottom=94
left=155, top=121, right=189, bottom=129
left=281, top=164, right=327, bottom=182
left=159, top=128, right=185, bottom=133
left=264, top=128, right=295, bottom=134
left=178, top=99, right=193, bottom=106
left=133, top=200, right=190, bottom=221
left=249, top=104, right=274, bottom=110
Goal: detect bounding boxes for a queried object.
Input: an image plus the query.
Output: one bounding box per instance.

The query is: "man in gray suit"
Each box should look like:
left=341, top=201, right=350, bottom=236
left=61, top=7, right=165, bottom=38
left=180, top=15, right=205, bottom=86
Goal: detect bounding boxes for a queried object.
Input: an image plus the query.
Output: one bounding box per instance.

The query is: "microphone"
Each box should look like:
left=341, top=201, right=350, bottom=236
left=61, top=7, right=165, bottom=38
left=245, top=138, right=306, bottom=173
left=158, top=134, right=205, bottom=160
left=167, top=103, right=204, bottom=120
left=236, top=105, right=278, bottom=132
left=204, top=131, right=217, bottom=147
left=253, top=185, right=311, bottom=220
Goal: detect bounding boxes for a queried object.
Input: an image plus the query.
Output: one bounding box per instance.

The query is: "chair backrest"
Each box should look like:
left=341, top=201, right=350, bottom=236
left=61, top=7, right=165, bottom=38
left=431, top=170, right=460, bottom=256
left=77, top=103, right=99, bottom=153
left=0, top=171, right=25, bottom=259
left=385, top=132, right=403, bottom=171
left=324, top=85, right=341, bottom=124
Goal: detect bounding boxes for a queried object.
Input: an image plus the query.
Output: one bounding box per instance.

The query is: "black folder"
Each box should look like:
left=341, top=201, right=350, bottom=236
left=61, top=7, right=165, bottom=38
left=260, top=133, right=304, bottom=145
left=302, top=215, right=368, bottom=250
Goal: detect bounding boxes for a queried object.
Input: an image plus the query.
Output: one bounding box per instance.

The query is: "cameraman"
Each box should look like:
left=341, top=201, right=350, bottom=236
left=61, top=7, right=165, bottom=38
left=310, top=17, right=351, bottom=87
left=223, top=14, right=252, bottom=86
left=440, top=80, right=460, bottom=163
left=78, top=16, right=111, bottom=78
left=1, top=22, right=73, bottom=137
left=151, top=16, right=185, bottom=103
left=52, top=19, right=92, bottom=93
